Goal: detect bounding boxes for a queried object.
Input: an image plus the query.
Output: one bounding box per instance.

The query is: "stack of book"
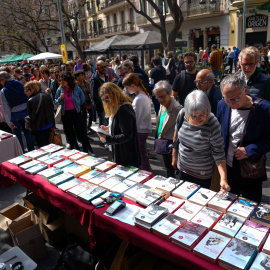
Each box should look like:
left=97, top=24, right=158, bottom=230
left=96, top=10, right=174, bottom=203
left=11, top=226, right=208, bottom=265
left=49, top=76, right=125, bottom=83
left=193, top=231, right=231, bottom=263
left=63, top=163, right=80, bottom=174
left=235, top=220, right=269, bottom=250
left=95, top=161, right=117, bottom=173
left=75, top=155, right=95, bottom=165
left=135, top=187, right=167, bottom=207
left=82, top=158, right=106, bottom=169
left=78, top=185, right=107, bottom=204
left=0, top=130, right=13, bottom=140
left=40, top=144, right=56, bottom=151
left=69, top=152, right=88, bottom=162
left=174, top=201, right=203, bottom=221
left=58, top=178, right=83, bottom=192
left=68, top=165, right=90, bottom=178
left=38, top=167, right=63, bottom=181
left=79, top=170, right=101, bottom=181
left=262, top=234, right=270, bottom=255
left=88, top=173, right=111, bottom=185
left=212, top=213, right=245, bottom=238
left=134, top=204, right=168, bottom=232
left=43, top=155, right=65, bottom=167
left=124, top=184, right=152, bottom=202
left=152, top=214, right=187, bottom=240
left=25, top=163, right=48, bottom=175
left=37, top=153, right=57, bottom=163
left=56, top=149, right=79, bottom=159
left=218, top=238, right=258, bottom=270
left=171, top=222, right=208, bottom=251
left=172, top=181, right=200, bottom=200
left=53, top=159, right=73, bottom=169
left=49, top=173, right=74, bottom=186
left=8, top=156, right=31, bottom=166
left=113, top=165, right=139, bottom=179
left=191, top=207, right=223, bottom=230
left=127, top=170, right=154, bottom=184
left=250, top=202, right=270, bottom=227
left=24, top=149, right=47, bottom=160
left=43, top=144, right=64, bottom=154
left=99, top=175, right=123, bottom=191
left=159, top=197, right=185, bottom=213
left=188, top=188, right=216, bottom=206
left=67, top=182, right=93, bottom=197
left=227, top=197, right=258, bottom=220
left=207, top=191, right=238, bottom=213
left=20, top=160, right=40, bottom=170
left=249, top=252, right=270, bottom=270
left=110, top=179, right=137, bottom=195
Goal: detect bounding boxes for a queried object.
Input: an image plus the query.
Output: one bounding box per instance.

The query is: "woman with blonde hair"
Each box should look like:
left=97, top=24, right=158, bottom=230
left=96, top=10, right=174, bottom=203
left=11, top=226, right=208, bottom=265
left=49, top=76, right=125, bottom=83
left=97, top=82, right=141, bottom=167
left=123, top=73, right=152, bottom=171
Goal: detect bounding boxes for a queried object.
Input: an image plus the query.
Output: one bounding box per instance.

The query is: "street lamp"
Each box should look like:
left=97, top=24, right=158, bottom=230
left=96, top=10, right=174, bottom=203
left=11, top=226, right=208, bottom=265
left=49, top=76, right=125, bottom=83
left=200, top=0, right=206, bottom=9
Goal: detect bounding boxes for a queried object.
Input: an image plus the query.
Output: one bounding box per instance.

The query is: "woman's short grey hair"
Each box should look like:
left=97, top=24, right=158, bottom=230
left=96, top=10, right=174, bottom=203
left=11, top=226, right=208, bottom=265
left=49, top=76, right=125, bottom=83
left=153, top=80, right=172, bottom=96
left=184, top=90, right=211, bottom=120
left=220, top=75, right=246, bottom=94
left=0, top=71, right=11, bottom=80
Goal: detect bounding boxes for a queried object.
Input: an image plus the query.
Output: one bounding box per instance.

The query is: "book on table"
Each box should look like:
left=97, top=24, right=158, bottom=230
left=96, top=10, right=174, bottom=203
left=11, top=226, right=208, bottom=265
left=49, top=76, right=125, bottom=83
left=56, top=149, right=80, bottom=159
left=19, top=160, right=40, bottom=170
left=212, top=212, right=245, bottom=238
left=235, top=220, right=270, bottom=250
left=124, top=184, right=152, bottom=202
left=79, top=170, right=101, bottom=181
left=82, top=158, right=106, bottom=170
left=174, top=201, right=203, bottom=221
left=49, top=173, right=74, bottom=186
left=37, top=153, right=57, bottom=163
left=95, top=161, right=117, bottom=173
left=172, top=181, right=200, bottom=200
left=99, top=175, right=123, bottom=191
left=218, top=238, right=258, bottom=270
left=63, top=163, right=80, bottom=174
left=113, top=165, right=139, bottom=179
left=78, top=185, right=107, bottom=204
left=69, top=152, right=89, bottom=162
left=109, top=179, right=136, bottom=195
left=136, top=187, right=168, bottom=207
left=152, top=214, right=187, bottom=240
left=171, top=221, right=208, bottom=251
left=43, top=155, right=65, bottom=167
left=53, top=159, right=73, bottom=169
left=249, top=252, right=270, bottom=270
left=207, top=191, right=238, bottom=213
left=68, top=165, right=91, bottom=178
left=8, top=156, right=31, bottom=166
left=227, top=197, right=258, bottom=220
left=25, top=163, right=48, bottom=175
left=40, top=143, right=57, bottom=151
left=127, top=170, right=154, bottom=184
left=193, top=231, right=231, bottom=263
left=188, top=188, right=217, bottom=206
left=58, top=178, right=83, bottom=192
left=67, top=182, right=94, bottom=197
left=44, top=145, right=64, bottom=154
left=23, top=149, right=47, bottom=160
left=0, top=130, right=13, bottom=140
left=38, top=167, right=63, bottom=181
left=75, top=155, right=95, bottom=165
left=191, top=207, right=223, bottom=230
left=159, top=196, right=185, bottom=213
left=250, top=202, right=270, bottom=228
left=88, top=172, right=111, bottom=185
left=263, top=234, right=270, bottom=255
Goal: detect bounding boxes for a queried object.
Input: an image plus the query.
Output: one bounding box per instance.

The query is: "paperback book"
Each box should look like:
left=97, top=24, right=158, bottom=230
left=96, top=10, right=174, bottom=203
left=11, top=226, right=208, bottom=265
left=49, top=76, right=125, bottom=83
left=193, top=231, right=231, bottom=263
left=67, top=182, right=94, bottom=197
left=218, top=238, right=258, bottom=270
left=188, top=188, right=217, bottom=206
left=171, top=222, right=208, bottom=251
left=114, top=165, right=139, bottom=179
left=8, top=156, right=31, bottom=166
left=110, top=179, right=136, bottom=195
left=62, top=163, right=80, bottom=174
left=172, top=181, right=200, bottom=200
left=49, top=173, right=74, bottom=186
left=44, top=145, right=64, bottom=154
left=235, top=220, right=270, bottom=250
left=152, top=214, right=187, bottom=240
left=0, top=130, right=13, bottom=140
left=58, top=178, right=83, bottom=192
left=53, top=159, right=73, bottom=169
left=68, top=165, right=91, bottom=178
left=69, top=152, right=88, bottom=161
left=174, top=201, right=203, bottom=221
left=89, top=173, right=111, bottom=185
left=43, top=155, right=65, bottom=167
left=212, top=213, right=245, bottom=238
left=227, top=197, right=258, bottom=219
left=99, top=175, right=123, bottom=190
left=127, top=170, right=154, bottom=184
left=208, top=191, right=238, bottom=213
left=56, top=149, right=79, bottom=159
left=38, top=167, right=63, bottom=181
left=37, top=153, right=57, bottom=163
left=249, top=252, right=270, bottom=270
left=95, top=161, right=117, bottom=173
left=191, top=207, right=223, bottom=230
left=79, top=170, right=101, bottom=181
left=250, top=202, right=270, bottom=228
left=19, top=160, right=40, bottom=170
left=263, top=234, right=270, bottom=255
left=136, top=187, right=167, bottom=207
left=159, top=196, right=185, bottom=213
left=25, top=163, right=48, bottom=175
left=40, top=144, right=57, bottom=151
left=23, top=149, right=47, bottom=160
left=124, top=184, right=152, bottom=202
left=75, top=155, right=95, bottom=165
left=78, top=186, right=107, bottom=204
left=82, top=158, right=106, bottom=169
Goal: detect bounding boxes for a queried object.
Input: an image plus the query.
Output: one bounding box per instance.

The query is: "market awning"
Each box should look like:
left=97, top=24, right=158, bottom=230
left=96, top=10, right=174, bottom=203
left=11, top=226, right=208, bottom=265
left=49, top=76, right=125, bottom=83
left=28, top=52, right=62, bottom=61
left=11, top=53, right=35, bottom=62
left=0, top=54, right=20, bottom=64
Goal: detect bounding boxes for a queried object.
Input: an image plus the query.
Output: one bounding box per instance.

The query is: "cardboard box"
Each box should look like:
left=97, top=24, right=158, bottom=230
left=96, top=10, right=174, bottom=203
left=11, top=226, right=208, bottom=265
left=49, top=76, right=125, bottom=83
left=36, top=202, right=60, bottom=225
left=0, top=203, right=31, bottom=231
left=23, top=193, right=43, bottom=210
left=8, top=213, right=47, bottom=261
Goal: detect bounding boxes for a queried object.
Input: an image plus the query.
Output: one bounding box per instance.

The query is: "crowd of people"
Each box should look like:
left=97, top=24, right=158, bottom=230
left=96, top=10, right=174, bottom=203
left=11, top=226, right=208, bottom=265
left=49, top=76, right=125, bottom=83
left=0, top=44, right=270, bottom=203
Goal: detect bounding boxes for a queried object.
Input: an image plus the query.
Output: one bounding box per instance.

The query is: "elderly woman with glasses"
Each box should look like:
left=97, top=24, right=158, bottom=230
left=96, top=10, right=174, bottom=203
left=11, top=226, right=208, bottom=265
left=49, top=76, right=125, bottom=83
left=96, top=82, right=141, bottom=167
left=172, top=90, right=230, bottom=193
left=217, top=75, right=270, bottom=202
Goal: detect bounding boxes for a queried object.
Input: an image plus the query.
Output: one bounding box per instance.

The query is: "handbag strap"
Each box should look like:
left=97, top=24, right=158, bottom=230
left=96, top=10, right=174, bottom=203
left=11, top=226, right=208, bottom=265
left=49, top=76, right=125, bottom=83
left=239, top=99, right=262, bottom=147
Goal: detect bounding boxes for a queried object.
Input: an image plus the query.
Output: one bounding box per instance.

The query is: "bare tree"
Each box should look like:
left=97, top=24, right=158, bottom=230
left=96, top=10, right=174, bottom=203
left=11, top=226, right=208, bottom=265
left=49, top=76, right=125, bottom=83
left=126, top=0, right=184, bottom=52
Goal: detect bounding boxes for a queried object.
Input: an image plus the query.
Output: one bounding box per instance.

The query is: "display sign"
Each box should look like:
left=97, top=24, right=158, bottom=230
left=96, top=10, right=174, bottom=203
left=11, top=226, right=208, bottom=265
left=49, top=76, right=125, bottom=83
left=61, top=44, right=68, bottom=63
left=246, top=14, right=268, bottom=29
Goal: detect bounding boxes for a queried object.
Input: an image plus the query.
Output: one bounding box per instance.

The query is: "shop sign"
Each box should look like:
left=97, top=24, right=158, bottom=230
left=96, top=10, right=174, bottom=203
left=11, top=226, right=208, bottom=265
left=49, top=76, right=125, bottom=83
left=246, top=14, right=268, bottom=28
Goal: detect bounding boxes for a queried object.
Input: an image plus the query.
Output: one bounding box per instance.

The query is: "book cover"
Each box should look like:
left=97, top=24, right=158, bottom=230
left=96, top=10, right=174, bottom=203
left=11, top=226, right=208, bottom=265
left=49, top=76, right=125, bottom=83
left=213, top=213, right=245, bottom=238
left=174, top=201, right=203, bottom=221
left=23, top=149, right=47, bottom=160
left=63, top=163, right=80, bottom=174
left=79, top=170, right=101, bottom=181
left=57, top=149, right=79, bottom=158
left=263, top=234, right=270, bottom=255
left=218, top=238, right=258, bottom=270
left=194, top=231, right=231, bottom=263
left=78, top=186, right=107, bottom=203
left=172, top=181, right=200, bottom=199
left=191, top=207, right=223, bottom=229
left=68, top=165, right=90, bottom=178
left=235, top=220, right=269, bottom=249
left=38, top=167, right=63, bottom=180
left=171, top=222, right=207, bottom=250
left=95, top=161, right=117, bottom=173
left=144, top=175, right=168, bottom=188
left=49, top=173, right=74, bottom=186
left=89, top=173, right=111, bottom=185
left=152, top=214, right=186, bottom=239
left=227, top=197, right=258, bottom=219
left=25, top=163, right=48, bottom=175
left=110, top=179, right=136, bottom=195
left=37, top=153, right=56, bottom=163
left=250, top=252, right=270, bottom=270
left=67, top=182, right=94, bottom=197
left=136, top=187, right=165, bottom=207
left=208, top=191, right=238, bottom=212
left=58, top=178, right=83, bottom=192
left=114, top=165, right=139, bottom=179
left=75, top=155, right=95, bottom=165
left=43, top=155, right=65, bottom=167
left=69, top=152, right=88, bottom=161
left=124, top=184, right=152, bottom=202
left=19, top=160, right=40, bottom=170
left=82, top=158, right=106, bottom=169
left=8, top=155, right=31, bottom=166
left=40, top=143, right=56, bottom=151
left=250, top=203, right=270, bottom=227
left=53, top=159, right=73, bottom=169
left=99, top=175, right=123, bottom=190
left=159, top=196, right=185, bottom=213
left=188, top=188, right=217, bottom=206
left=127, top=170, right=154, bottom=183
left=45, top=145, right=64, bottom=154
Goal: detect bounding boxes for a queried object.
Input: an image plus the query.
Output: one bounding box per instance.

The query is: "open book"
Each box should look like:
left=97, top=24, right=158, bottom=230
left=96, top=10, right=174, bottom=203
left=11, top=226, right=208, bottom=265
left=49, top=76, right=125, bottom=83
left=91, top=126, right=111, bottom=137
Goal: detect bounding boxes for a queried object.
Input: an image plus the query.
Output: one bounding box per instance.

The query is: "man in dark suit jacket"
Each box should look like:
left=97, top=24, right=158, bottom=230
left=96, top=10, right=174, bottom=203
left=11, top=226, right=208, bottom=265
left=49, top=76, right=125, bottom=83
left=195, top=69, right=222, bottom=115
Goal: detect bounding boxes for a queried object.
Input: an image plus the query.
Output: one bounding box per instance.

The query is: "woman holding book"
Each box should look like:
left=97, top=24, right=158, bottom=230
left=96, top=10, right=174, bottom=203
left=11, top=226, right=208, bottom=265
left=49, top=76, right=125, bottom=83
left=172, top=90, right=230, bottom=193
left=97, top=82, right=141, bottom=168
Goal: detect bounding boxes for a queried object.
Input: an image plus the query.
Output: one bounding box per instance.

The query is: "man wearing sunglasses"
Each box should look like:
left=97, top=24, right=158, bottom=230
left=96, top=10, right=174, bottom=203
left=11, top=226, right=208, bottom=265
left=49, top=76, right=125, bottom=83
left=22, top=65, right=32, bottom=82
left=90, top=60, right=108, bottom=126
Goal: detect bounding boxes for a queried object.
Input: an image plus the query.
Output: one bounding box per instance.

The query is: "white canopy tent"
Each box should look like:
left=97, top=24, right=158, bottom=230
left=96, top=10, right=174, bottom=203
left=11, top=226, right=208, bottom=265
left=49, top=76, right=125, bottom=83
left=28, top=52, right=62, bottom=61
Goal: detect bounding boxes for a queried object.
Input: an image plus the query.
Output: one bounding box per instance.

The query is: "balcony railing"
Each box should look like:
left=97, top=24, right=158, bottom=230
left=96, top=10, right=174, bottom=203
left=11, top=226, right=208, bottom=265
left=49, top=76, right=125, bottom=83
left=99, top=23, right=135, bottom=35
left=187, top=0, right=220, bottom=16
left=100, top=0, right=125, bottom=10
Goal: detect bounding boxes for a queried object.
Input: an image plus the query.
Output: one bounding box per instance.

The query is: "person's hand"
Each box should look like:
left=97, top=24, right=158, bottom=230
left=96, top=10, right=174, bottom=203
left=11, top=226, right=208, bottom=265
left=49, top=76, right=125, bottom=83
left=234, top=147, right=248, bottom=160
left=10, top=124, right=16, bottom=129
left=100, top=125, right=109, bottom=132
left=220, top=179, right=231, bottom=194
left=97, top=132, right=106, bottom=143
left=60, top=93, right=65, bottom=100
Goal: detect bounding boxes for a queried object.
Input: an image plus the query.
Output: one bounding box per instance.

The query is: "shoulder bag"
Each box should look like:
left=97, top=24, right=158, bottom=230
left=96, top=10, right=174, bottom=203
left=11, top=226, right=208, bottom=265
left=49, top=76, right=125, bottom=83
left=25, top=93, right=42, bottom=130
left=239, top=99, right=265, bottom=178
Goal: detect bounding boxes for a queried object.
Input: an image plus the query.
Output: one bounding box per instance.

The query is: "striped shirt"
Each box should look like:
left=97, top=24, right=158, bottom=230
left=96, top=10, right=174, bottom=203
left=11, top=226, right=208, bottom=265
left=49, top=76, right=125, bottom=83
left=175, top=109, right=225, bottom=179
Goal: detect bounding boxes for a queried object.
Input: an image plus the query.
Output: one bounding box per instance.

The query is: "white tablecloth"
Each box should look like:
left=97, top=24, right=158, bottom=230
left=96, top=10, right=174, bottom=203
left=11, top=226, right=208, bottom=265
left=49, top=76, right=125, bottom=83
left=0, top=135, right=23, bottom=163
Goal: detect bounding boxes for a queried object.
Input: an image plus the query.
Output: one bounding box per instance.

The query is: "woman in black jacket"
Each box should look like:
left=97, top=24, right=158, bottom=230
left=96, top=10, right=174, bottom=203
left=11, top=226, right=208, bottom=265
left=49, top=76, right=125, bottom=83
left=24, top=81, right=55, bottom=147
left=163, top=51, right=177, bottom=85
left=97, top=82, right=141, bottom=168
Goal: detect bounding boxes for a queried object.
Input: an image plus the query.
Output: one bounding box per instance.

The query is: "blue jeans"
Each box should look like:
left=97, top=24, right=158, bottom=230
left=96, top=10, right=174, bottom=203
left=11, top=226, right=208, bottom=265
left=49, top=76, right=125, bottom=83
left=12, top=119, right=34, bottom=152
left=152, top=96, right=160, bottom=116
left=97, top=111, right=108, bottom=127
left=212, top=68, right=220, bottom=78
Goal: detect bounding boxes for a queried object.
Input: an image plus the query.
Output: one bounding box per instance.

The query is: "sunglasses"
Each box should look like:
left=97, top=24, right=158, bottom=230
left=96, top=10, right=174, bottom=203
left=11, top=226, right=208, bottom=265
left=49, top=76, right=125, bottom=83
left=98, top=66, right=106, bottom=69
left=120, top=72, right=128, bottom=77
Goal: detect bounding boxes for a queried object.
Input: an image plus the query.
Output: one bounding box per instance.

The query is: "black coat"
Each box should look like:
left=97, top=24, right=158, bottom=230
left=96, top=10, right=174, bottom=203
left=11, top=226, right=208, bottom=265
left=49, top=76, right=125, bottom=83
left=106, top=104, right=141, bottom=167
left=27, top=91, right=55, bottom=131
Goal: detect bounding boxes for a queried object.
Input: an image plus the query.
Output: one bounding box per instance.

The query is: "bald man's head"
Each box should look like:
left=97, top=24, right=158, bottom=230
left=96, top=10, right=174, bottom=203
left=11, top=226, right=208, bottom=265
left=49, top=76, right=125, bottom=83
left=195, top=69, right=215, bottom=92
